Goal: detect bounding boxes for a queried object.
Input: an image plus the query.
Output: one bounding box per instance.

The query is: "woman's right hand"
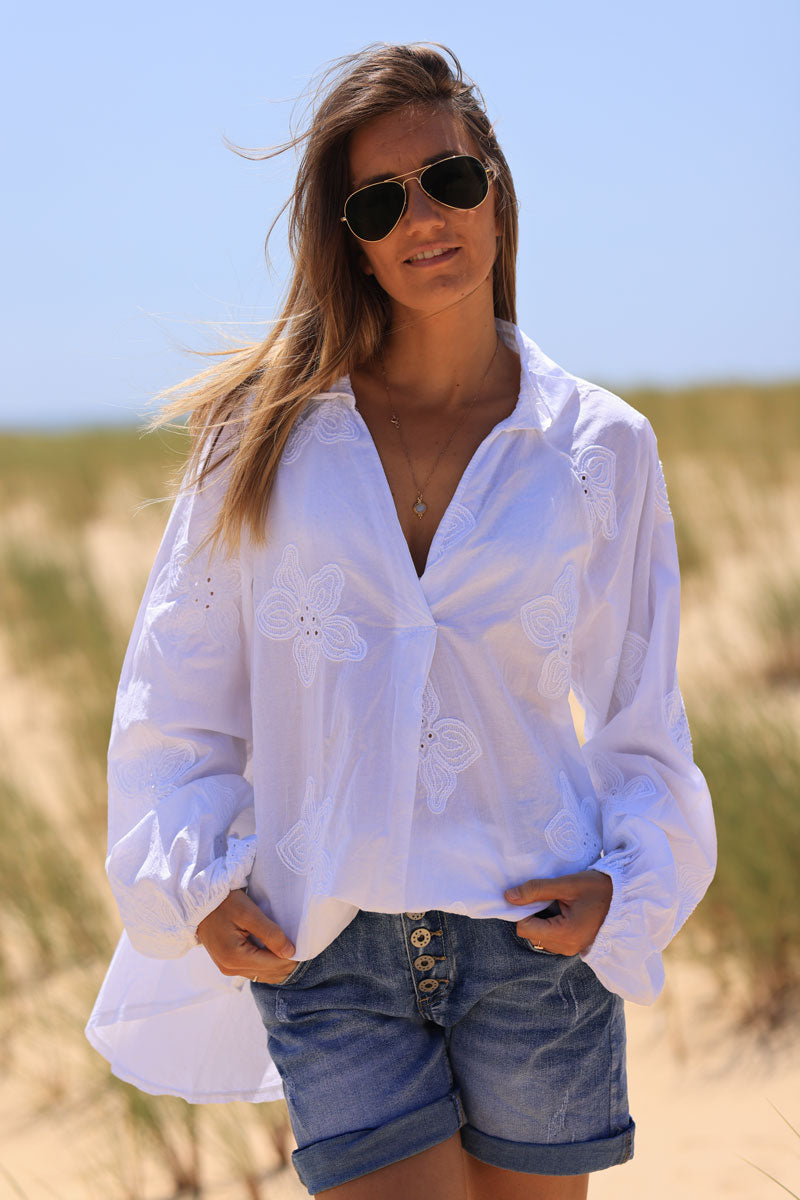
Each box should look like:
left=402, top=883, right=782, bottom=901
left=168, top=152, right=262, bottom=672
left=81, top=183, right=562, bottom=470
left=196, top=888, right=299, bottom=983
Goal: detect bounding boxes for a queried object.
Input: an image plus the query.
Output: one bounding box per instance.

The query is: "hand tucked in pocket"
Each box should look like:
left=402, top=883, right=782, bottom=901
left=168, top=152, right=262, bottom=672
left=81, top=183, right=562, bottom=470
left=504, top=870, right=612, bottom=956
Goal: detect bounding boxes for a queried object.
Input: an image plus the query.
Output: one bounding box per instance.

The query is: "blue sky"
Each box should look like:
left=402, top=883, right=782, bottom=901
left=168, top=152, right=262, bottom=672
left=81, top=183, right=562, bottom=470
left=3, top=0, right=798, bottom=428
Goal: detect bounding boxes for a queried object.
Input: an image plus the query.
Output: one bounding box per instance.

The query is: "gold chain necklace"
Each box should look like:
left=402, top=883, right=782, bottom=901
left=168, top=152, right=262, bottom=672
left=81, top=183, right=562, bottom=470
left=379, top=339, right=499, bottom=520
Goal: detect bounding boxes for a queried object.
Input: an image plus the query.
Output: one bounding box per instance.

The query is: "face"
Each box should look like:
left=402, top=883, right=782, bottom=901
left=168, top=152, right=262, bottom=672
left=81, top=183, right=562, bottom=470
left=346, top=105, right=501, bottom=320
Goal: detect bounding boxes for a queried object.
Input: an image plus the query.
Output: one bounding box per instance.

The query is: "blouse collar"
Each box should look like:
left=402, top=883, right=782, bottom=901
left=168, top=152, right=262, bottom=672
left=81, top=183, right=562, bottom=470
left=320, top=320, right=578, bottom=438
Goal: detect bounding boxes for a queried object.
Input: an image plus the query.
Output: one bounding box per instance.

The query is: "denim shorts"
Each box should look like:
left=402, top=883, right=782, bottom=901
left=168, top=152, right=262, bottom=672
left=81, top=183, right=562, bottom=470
left=250, top=909, right=634, bottom=1195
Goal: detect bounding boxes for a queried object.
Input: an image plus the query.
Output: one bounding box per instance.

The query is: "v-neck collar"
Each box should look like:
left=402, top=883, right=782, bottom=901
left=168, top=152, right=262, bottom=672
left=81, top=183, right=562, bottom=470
left=313, top=321, right=580, bottom=591
left=319, top=320, right=578, bottom=441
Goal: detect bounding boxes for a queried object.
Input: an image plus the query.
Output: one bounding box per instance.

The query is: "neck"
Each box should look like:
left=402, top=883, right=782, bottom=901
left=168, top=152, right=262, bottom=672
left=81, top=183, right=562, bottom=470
left=378, top=284, right=502, bottom=412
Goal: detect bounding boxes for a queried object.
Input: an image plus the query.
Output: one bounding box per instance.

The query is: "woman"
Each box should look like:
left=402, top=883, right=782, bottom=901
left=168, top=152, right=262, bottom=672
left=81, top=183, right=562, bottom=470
left=87, top=43, right=716, bottom=1200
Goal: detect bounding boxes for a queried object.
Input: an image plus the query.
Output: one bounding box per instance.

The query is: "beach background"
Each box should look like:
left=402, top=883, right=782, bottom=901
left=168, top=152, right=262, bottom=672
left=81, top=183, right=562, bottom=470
left=2, top=2, right=799, bottom=1196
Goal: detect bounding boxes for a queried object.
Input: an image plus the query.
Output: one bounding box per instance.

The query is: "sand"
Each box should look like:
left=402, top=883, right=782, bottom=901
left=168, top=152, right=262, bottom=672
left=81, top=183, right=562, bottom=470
left=1, top=953, right=798, bottom=1199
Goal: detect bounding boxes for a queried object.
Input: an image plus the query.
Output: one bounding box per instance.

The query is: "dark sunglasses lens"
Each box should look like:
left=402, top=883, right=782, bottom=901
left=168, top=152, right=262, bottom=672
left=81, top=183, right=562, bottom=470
left=346, top=181, right=406, bottom=241
left=422, top=156, right=489, bottom=209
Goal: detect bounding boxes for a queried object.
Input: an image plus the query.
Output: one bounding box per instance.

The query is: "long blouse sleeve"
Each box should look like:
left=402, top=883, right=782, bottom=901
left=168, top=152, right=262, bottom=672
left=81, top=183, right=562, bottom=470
left=105, top=462, right=257, bottom=959
left=571, top=414, right=716, bottom=1004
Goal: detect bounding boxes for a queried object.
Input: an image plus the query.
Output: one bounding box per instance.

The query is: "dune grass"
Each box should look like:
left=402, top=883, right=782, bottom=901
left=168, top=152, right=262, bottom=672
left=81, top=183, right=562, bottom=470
left=0, top=382, right=799, bottom=1194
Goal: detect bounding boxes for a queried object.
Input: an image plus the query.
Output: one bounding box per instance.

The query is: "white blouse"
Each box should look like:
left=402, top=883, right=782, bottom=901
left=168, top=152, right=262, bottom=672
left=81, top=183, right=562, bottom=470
left=85, top=320, right=716, bottom=1104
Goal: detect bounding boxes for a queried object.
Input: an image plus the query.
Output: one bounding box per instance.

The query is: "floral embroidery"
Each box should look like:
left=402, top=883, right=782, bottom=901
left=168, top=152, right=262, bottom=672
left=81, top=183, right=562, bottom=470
left=520, top=562, right=578, bottom=698
left=427, top=504, right=476, bottom=567
left=256, top=544, right=367, bottom=687
left=111, top=735, right=197, bottom=803
left=417, top=679, right=482, bottom=814
left=592, top=755, right=657, bottom=814
left=663, top=688, right=693, bottom=758
left=152, top=546, right=241, bottom=652
left=655, top=459, right=672, bottom=517
left=276, top=777, right=334, bottom=894
left=612, top=631, right=648, bottom=710
left=545, top=772, right=602, bottom=862
left=283, top=402, right=360, bottom=465
left=573, top=445, right=618, bottom=540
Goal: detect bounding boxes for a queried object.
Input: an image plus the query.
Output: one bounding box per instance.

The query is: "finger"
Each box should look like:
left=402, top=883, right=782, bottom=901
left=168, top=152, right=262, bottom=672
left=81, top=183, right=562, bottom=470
left=228, top=891, right=296, bottom=957
left=504, top=876, right=565, bottom=904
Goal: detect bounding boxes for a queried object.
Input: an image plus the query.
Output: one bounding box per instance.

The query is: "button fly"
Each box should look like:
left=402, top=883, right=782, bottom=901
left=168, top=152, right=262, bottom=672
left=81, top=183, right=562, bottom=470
left=413, top=954, right=435, bottom=971
left=418, top=979, right=439, bottom=994
left=410, top=928, right=431, bottom=948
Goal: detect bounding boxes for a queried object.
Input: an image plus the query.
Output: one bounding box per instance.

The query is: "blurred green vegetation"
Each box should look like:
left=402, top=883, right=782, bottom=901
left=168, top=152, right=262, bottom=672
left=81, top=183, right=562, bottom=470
left=0, top=380, right=798, bottom=1194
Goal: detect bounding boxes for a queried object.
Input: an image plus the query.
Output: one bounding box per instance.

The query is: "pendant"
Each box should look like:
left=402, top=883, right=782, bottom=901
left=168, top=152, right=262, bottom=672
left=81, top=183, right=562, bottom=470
left=390, top=414, right=400, bottom=428
left=412, top=497, right=427, bottom=519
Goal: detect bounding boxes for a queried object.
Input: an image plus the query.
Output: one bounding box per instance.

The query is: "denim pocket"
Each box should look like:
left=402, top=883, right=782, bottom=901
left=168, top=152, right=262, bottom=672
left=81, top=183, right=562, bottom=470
left=512, top=930, right=557, bottom=955
left=253, top=956, right=314, bottom=988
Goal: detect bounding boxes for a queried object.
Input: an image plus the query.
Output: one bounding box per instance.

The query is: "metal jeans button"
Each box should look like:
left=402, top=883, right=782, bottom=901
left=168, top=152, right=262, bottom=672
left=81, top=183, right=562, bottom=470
left=410, top=928, right=431, bottom=948
left=404, top=911, right=426, bottom=919
left=413, top=954, right=435, bottom=971
left=418, top=979, right=439, bottom=994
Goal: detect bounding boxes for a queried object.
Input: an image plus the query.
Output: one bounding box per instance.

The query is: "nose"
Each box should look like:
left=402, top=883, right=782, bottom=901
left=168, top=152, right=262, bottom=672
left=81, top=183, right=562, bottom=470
left=401, top=177, right=446, bottom=232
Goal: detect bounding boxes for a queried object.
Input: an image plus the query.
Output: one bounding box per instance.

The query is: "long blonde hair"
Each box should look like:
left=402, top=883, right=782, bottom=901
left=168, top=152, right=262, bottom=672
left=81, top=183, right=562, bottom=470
left=153, top=42, right=519, bottom=553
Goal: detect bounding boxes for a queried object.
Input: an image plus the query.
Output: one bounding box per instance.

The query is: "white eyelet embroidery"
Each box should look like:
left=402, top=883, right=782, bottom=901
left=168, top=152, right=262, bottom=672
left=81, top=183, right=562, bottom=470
left=152, top=546, right=241, bottom=652
left=663, top=688, right=693, bottom=758
left=655, top=459, right=672, bottom=517
left=417, top=679, right=482, bottom=815
left=592, top=755, right=657, bottom=814
left=545, top=771, right=602, bottom=862
left=612, top=631, right=649, bottom=710
left=282, top=402, right=361, bottom=465
left=256, top=544, right=367, bottom=687
left=111, top=735, right=197, bottom=803
left=427, top=504, right=476, bottom=567
left=276, top=777, right=334, bottom=894
left=573, top=445, right=618, bottom=540
left=520, top=562, right=578, bottom=698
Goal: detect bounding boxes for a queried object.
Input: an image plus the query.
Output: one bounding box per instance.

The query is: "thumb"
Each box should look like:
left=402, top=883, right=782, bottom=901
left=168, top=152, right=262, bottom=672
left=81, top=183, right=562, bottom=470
left=232, top=891, right=296, bottom=957
left=504, top=877, right=559, bottom=904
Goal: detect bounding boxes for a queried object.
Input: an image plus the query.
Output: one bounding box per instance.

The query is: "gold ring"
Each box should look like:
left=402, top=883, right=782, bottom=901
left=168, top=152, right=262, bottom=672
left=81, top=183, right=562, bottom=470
left=252, top=974, right=259, bottom=983
left=532, top=943, right=545, bottom=951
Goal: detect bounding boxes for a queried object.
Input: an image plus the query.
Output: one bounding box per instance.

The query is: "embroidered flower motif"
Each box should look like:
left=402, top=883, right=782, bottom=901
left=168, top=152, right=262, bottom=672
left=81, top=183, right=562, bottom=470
left=655, top=459, right=672, bottom=517
left=152, top=546, right=241, bottom=652
left=612, top=631, right=649, bottom=711
left=545, top=772, right=602, bottom=862
left=520, top=562, right=578, bottom=698
left=573, top=445, right=618, bottom=540
left=276, top=777, right=334, bottom=894
left=427, top=503, right=476, bottom=567
left=416, top=679, right=482, bottom=815
left=256, top=544, right=367, bottom=687
left=663, top=688, right=693, bottom=758
left=592, top=755, right=657, bottom=815
left=111, top=735, right=197, bottom=803
left=282, top=402, right=360, bottom=465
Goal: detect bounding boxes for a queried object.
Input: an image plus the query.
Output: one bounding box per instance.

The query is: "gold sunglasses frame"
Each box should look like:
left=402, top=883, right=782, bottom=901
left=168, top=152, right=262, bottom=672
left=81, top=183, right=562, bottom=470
left=340, top=154, right=495, bottom=243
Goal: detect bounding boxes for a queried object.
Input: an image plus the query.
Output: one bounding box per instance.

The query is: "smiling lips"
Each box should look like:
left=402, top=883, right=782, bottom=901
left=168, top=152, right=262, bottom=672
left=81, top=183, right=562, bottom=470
left=405, top=246, right=460, bottom=265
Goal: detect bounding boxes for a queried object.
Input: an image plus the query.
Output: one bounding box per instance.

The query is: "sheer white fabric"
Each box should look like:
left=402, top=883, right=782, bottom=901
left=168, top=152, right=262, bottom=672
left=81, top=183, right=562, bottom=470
left=86, top=321, right=715, bottom=1103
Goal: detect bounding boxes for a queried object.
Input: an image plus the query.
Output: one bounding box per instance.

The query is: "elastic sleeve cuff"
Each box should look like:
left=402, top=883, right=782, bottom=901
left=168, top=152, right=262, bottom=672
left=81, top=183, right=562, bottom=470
left=579, top=859, right=666, bottom=1005
left=187, top=834, right=258, bottom=944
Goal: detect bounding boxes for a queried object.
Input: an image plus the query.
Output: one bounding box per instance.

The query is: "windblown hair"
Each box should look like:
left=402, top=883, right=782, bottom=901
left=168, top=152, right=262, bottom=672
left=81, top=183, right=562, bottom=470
left=153, top=42, right=519, bottom=553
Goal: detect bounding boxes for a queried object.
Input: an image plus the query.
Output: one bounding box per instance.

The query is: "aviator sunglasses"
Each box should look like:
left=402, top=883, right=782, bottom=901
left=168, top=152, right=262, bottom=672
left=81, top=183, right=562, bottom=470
left=341, top=154, right=494, bottom=243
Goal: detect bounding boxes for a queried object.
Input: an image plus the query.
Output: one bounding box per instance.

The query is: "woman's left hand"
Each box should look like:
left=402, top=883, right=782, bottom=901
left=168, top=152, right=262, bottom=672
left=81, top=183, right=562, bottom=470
left=504, top=870, right=613, bottom=956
